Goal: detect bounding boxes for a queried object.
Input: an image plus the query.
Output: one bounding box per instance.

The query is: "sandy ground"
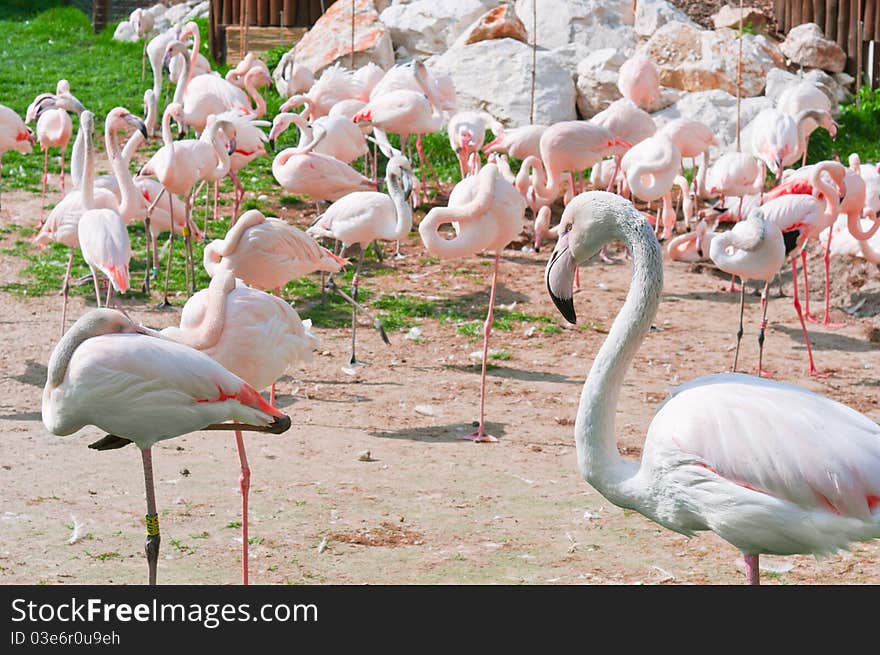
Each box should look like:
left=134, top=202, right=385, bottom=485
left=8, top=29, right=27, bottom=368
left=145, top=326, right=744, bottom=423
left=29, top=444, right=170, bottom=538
left=1, top=184, right=879, bottom=586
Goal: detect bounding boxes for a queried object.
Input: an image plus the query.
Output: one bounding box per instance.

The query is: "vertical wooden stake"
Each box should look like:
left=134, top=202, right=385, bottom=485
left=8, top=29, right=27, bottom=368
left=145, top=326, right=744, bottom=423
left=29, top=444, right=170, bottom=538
left=529, top=0, right=537, bottom=125
left=351, top=0, right=356, bottom=69
left=736, top=0, right=744, bottom=153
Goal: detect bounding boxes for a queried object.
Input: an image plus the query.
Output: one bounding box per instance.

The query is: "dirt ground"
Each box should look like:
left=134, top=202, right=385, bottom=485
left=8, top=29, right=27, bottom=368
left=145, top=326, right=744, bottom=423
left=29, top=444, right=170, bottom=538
left=1, top=183, right=879, bottom=587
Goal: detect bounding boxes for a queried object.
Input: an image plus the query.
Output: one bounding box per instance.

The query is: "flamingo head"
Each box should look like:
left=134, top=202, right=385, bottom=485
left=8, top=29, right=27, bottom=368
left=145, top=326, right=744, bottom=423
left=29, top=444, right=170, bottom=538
left=352, top=108, right=372, bottom=124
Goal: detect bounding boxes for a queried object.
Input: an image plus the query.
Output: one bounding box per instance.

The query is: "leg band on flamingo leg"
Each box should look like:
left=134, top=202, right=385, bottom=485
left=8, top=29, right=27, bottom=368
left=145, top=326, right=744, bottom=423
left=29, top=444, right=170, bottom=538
left=141, top=448, right=160, bottom=586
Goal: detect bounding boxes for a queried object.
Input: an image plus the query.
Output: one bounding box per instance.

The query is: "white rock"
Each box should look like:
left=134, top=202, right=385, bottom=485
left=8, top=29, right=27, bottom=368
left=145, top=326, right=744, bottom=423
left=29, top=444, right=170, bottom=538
left=113, top=20, right=138, bottom=43
left=780, top=22, right=847, bottom=73
left=379, top=0, right=501, bottom=59
left=515, top=0, right=637, bottom=55
left=651, top=89, right=774, bottom=158
left=634, top=0, right=697, bottom=37
left=184, top=1, right=210, bottom=22
left=164, top=3, right=192, bottom=26
left=428, top=37, right=577, bottom=128
left=147, top=3, right=166, bottom=18
left=575, top=48, right=625, bottom=118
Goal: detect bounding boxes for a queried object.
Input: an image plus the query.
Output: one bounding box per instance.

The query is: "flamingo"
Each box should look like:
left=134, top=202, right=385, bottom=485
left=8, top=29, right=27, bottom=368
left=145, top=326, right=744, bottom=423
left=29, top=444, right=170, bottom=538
left=27, top=83, right=85, bottom=223
left=293, top=63, right=366, bottom=120
left=447, top=111, right=499, bottom=178
left=617, top=55, right=661, bottom=110
left=42, top=308, right=292, bottom=585
left=140, top=103, right=237, bottom=303
left=307, top=156, right=414, bottom=363
left=203, top=209, right=346, bottom=294
left=161, top=270, right=318, bottom=584
left=130, top=7, right=155, bottom=81
left=168, top=21, right=212, bottom=89
left=703, top=152, right=763, bottom=217
left=167, top=40, right=269, bottom=135
left=0, top=103, right=35, bottom=209
left=271, top=126, right=375, bottom=203
left=666, top=217, right=716, bottom=262
left=708, top=208, right=787, bottom=374
left=226, top=52, right=270, bottom=89
left=620, top=133, right=682, bottom=240
left=270, top=101, right=367, bottom=165
left=418, top=163, right=526, bottom=442
left=274, top=52, right=314, bottom=99
left=482, top=123, right=547, bottom=160
left=545, top=191, right=880, bottom=585
left=209, top=111, right=270, bottom=224
left=520, top=121, right=630, bottom=206
left=590, top=99, right=655, bottom=193
left=766, top=160, right=850, bottom=328
left=776, top=81, right=833, bottom=166
left=745, top=107, right=837, bottom=181
left=657, top=117, right=716, bottom=197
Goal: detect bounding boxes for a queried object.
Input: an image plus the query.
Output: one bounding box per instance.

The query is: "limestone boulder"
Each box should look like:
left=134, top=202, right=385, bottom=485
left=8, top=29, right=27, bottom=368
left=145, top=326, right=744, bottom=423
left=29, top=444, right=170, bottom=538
left=113, top=21, right=138, bottom=43
left=428, top=37, right=577, bottom=127
left=459, top=4, right=528, bottom=46
left=638, top=21, right=784, bottom=97
left=712, top=5, right=770, bottom=32
left=514, top=0, right=637, bottom=56
left=575, top=48, right=626, bottom=118
left=293, top=0, right=395, bottom=76
left=779, top=23, right=847, bottom=73
left=635, top=0, right=698, bottom=38
left=379, top=0, right=501, bottom=59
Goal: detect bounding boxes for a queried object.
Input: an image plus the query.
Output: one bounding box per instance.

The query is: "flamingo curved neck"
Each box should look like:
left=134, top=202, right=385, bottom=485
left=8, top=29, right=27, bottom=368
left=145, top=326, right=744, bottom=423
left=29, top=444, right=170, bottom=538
left=106, top=118, right=140, bottom=219
left=243, top=71, right=266, bottom=118
left=185, top=27, right=200, bottom=89
left=169, top=283, right=229, bottom=350
left=387, top=171, right=413, bottom=240
left=171, top=48, right=191, bottom=108
left=81, top=120, right=95, bottom=210
left=520, top=155, right=559, bottom=203
left=203, top=121, right=231, bottom=178
left=575, top=210, right=660, bottom=505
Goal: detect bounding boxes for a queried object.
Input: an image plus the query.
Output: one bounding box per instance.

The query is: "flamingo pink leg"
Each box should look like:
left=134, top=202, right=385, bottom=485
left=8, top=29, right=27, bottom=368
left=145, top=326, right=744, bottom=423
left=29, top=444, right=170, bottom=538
left=234, top=429, right=250, bottom=586
left=756, top=283, right=774, bottom=377
left=416, top=134, right=443, bottom=195
left=59, top=151, right=65, bottom=195
left=606, top=157, right=620, bottom=193
left=813, top=230, right=843, bottom=328
left=790, top=256, right=827, bottom=377
left=59, top=248, right=74, bottom=337
left=40, top=149, right=48, bottom=226
left=744, top=553, right=760, bottom=585
left=463, top=253, right=500, bottom=443
left=800, top=247, right=819, bottom=323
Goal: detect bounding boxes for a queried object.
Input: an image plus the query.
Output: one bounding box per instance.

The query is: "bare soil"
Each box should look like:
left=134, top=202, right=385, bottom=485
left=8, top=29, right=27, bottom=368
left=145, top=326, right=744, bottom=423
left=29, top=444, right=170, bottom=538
left=1, top=185, right=879, bottom=586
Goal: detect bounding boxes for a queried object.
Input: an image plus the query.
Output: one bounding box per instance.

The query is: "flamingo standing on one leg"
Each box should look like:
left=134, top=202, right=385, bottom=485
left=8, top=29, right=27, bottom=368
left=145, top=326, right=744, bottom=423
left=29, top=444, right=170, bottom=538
left=0, top=103, right=35, bottom=210
left=162, top=270, right=318, bottom=584
left=708, top=208, right=787, bottom=375
left=42, top=308, right=292, bottom=585
left=419, top=163, right=526, bottom=442
left=545, top=191, right=880, bottom=586
left=307, top=156, right=414, bottom=363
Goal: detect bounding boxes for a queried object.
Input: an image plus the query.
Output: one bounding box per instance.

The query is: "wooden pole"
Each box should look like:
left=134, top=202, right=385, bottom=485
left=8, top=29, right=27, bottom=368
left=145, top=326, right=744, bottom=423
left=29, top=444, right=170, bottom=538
left=351, top=0, right=356, bottom=69
left=828, top=0, right=839, bottom=41
left=239, top=0, right=245, bottom=61
left=736, top=0, right=743, bottom=153
left=856, top=1, right=863, bottom=96
left=837, top=0, right=849, bottom=50
left=530, top=0, right=537, bottom=125
left=813, top=0, right=826, bottom=31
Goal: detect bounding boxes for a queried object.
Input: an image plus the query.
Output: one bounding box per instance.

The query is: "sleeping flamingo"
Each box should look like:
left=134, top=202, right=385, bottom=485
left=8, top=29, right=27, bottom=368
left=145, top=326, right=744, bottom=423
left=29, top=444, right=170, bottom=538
left=162, top=270, right=318, bottom=584
left=274, top=52, right=314, bottom=99
left=307, top=156, right=414, bottom=363
left=617, top=55, right=661, bottom=110
left=42, top=308, right=292, bottom=585
left=545, top=191, right=880, bottom=585
left=419, top=163, right=526, bottom=442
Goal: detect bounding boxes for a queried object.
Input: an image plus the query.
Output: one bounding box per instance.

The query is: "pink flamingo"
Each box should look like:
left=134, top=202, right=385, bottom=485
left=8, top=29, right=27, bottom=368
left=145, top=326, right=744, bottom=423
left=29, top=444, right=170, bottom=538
left=271, top=125, right=375, bottom=203
left=657, top=117, right=717, bottom=197
left=162, top=270, right=318, bottom=584
left=666, top=217, right=716, bottom=262
left=168, top=21, right=212, bottom=88
left=418, top=163, right=526, bottom=442
left=447, top=111, right=499, bottom=178
left=520, top=121, right=630, bottom=206
left=207, top=111, right=270, bottom=224
left=43, top=308, right=291, bottom=585
left=274, top=52, right=314, bottom=99
left=708, top=208, right=787, bottom=374
left=482, top=124, right=547, bottom=161
left=746, top=107, right=837, bottom=180
left=270, top=101, right=367, bottom=165
left=620, top=133, right=682, bottom=240
left=766, top=160, right=849, bottom=328
left=203, top=209, right=346, bottom=294
left=0, top=103, right=34, bottom=209
left=27, top=83, right=85, bottom=222
left=758, top=192, right=836, bottom=376
left=545, top=190, right=880, bottom=586
left=353, top=61, right=447, bottom=199
left=776, top=81, right=833, bottom=166
left=704, top=152, right=764, bottom=218
left=166, top=40, right=269, bottom=135
left=590, top=99, right=655, bottom=192
left=617, top=55, right=661, bottom=110
left=293, top=63, right=367, bottom=120
left=226, top=52, right=270, bottom=89
left=307, top=156, right=414, bottom=362
left=140, top=103, right=237, bottom=304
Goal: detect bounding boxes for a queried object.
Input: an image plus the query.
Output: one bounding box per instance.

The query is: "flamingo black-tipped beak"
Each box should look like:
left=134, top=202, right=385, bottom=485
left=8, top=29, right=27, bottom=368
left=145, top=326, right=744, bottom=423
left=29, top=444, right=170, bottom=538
left=268, top=138, right=275, bottom=152
left=125, top=113, right=148, bottom=139
left=227, top=138, right=237, bottom=156
left=267, top=414, right=292, bottom=434
left=402, top=173, right=413, bottom=201
left=545, top=233, right=577, bottom=324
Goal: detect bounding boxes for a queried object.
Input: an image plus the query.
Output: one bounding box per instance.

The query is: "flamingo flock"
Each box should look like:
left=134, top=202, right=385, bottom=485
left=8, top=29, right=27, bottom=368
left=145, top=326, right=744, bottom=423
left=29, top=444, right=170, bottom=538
left=0, top=18, right=876, bottom=587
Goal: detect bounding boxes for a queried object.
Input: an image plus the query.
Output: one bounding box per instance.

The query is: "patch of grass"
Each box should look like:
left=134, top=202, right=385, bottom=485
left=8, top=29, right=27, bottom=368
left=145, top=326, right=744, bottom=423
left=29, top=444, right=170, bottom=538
left=169, top=538, right=195, bottom=555
left=190, top=531, right=210, bottom=540
left=538, top=324, right=562, bottom=334
left=489, top=350, right=511, bottom=361
left=87, top=550, right=121, bottom=561
left=225, top=521, right=242, bottom=529
left=807, top=86, right=880, bottom=164
left=247, top=536, right=264, bottom=546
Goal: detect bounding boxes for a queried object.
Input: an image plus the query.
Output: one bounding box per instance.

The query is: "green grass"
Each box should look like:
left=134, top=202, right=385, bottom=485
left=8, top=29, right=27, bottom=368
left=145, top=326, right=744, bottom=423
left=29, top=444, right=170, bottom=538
left=806, top=85, right=880, bottom=164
